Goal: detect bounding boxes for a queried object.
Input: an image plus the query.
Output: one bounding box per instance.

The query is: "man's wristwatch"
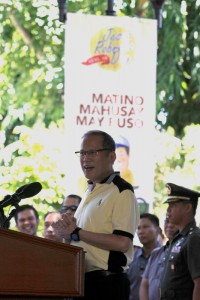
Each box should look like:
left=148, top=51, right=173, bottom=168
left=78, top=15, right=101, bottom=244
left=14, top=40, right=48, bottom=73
left=70, top=227, right=82, bottom=241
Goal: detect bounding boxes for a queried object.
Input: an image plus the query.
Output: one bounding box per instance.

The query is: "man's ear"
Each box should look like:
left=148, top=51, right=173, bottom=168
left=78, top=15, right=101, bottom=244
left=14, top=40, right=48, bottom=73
left=111, top=151, right=116, bottom=163
left=156, top=226, right=161, bottom=237
left=184, top=202, right=193, bottom=215
left=188, top=202, right=193, bottom=213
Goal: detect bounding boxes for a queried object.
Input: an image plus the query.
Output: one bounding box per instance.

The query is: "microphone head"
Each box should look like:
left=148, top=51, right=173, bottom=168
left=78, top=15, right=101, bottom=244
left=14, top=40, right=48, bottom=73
left=16, top=182, right=42, bottom=199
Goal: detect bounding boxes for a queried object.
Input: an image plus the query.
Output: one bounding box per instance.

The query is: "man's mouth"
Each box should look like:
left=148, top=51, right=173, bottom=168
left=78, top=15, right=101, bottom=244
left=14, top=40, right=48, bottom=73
left=84, top=166, right=94, bottom=170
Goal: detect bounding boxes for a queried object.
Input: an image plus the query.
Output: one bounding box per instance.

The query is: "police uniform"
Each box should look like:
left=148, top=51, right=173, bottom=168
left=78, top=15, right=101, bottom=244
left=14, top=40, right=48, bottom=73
left=126, top=246, right=151, bottom=300
left=142, top=243, right=169, bottom=300
left=160, top=183, right=200, bottom=300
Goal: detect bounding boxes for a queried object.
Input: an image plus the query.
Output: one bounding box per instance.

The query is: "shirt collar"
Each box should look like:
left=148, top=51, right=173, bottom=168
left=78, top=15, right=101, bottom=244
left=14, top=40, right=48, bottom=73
left=87, top=172, right=120, bottom=185
left=179, top=220, right=196, bottom=236
left=172, top=220, right=196, bottom=240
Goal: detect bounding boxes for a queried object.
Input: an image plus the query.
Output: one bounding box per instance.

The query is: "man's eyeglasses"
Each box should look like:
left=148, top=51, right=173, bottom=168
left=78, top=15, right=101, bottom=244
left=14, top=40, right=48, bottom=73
left=61, top=205, right=78, bottom=213
left=75, top=148, right=111, bottom=158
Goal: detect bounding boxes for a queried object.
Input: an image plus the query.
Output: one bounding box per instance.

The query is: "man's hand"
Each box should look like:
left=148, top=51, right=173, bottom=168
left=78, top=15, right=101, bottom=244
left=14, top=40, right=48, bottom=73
left=51, top=213, right=77, bottom=240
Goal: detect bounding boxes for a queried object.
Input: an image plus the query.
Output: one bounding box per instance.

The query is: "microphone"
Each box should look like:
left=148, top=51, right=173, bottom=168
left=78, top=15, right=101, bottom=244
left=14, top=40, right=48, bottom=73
left=0, top=182, right=42, bottom=208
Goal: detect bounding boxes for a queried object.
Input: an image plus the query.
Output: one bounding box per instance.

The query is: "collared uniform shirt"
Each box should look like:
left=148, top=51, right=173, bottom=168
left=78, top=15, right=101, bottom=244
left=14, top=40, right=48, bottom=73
left=126, top=247, right=149, bottom=300
left=126, top=242, right=161, bottom=300
left=142, top=243, right=169, bottom=300
left=71, top=172, right=139, bottom=273
left=160, top=221, right=200, bottom=300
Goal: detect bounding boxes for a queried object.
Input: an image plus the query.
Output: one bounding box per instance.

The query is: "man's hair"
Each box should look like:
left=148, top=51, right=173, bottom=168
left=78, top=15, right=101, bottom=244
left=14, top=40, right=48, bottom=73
left=44, top=211, right=61, bottom=220
left=64, top=194, right=82, bottom=204
left=82, top=130, right=116, bottom=152
left=140, top=213, right=160, bottom=227
left=14, top=204, right=39, bottom=222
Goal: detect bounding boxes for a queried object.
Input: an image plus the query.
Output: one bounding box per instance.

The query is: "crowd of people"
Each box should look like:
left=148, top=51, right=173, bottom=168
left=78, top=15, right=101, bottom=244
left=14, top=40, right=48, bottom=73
left=12, top=130, right=200, bottom=300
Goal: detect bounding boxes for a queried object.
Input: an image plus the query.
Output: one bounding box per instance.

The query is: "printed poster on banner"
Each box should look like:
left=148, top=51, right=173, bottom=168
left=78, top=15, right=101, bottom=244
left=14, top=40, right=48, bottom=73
left=64, top=13, right=157, bottom=210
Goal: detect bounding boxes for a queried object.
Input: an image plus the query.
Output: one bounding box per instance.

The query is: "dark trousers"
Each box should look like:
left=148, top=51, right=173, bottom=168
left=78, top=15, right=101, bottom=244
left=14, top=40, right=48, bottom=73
left=78, top=270, right=130, bottom=300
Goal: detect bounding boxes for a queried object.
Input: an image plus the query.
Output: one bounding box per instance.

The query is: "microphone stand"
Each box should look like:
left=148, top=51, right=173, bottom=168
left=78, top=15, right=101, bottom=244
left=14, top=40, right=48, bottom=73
left=2, top=207, right=18, bottom=229
left=0, top=207, right=7, bottom=228
left=0, top=194, right=21, bottom=229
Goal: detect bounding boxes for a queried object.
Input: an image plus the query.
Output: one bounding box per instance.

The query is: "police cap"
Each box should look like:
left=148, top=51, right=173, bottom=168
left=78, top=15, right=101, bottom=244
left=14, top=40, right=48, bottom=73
left=164, top=182, right=200, bottom=204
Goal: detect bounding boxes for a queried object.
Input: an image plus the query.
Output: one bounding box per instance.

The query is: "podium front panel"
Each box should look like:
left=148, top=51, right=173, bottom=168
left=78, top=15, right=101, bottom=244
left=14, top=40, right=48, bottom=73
left=0, top=228, right=84, bottom=297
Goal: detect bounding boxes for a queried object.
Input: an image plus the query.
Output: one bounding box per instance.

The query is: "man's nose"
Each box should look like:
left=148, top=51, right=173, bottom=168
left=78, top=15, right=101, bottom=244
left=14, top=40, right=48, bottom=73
left=82, top=154, right=91, bottom=161
left=24, top=219, right=30, bottom=224
left=47, top=225, right=53, bottom=232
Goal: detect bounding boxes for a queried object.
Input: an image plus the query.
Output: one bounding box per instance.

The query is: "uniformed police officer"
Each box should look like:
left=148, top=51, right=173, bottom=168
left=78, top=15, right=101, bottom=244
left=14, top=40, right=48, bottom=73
left=160, top=182, right=200, bottom=300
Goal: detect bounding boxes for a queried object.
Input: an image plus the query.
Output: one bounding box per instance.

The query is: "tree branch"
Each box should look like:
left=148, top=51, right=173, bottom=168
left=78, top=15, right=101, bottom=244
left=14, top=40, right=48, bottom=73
left=9, top=11, right=43, bottom=60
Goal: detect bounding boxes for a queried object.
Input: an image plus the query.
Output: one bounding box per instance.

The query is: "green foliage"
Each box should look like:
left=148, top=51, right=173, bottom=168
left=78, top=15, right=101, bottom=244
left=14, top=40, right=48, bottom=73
left=0, top=121, right=67, bottom=235
left=154, top=125, right=200, bottom=226
left=0, top=0, right=65, bottom=146
left=156, top=0, right=200, bottom=136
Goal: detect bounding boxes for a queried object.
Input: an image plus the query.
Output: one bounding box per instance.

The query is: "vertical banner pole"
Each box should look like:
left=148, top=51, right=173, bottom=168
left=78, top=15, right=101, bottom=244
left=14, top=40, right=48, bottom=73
left=57, top=0, right=67, bottom=23
left=105, top=0, right=116, bottom=16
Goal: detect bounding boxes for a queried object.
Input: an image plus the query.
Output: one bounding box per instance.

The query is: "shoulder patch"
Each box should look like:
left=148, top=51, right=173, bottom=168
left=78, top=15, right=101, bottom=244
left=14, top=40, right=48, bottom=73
left=113, top=175, right=134, bottom=193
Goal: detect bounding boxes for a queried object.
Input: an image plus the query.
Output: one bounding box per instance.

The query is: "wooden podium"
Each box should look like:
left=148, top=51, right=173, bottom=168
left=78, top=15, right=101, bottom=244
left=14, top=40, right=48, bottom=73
left=0, top=228, right=85, bottom=299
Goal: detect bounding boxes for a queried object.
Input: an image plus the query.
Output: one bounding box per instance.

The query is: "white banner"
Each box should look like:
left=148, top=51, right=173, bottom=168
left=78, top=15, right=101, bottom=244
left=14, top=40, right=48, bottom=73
left=64, top=13, right=157, bottom=210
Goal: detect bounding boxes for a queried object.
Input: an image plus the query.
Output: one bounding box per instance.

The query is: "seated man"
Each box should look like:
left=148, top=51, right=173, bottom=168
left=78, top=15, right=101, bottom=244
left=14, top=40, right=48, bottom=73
left=14, top=204, right=39, bottom=236
left=43, top=211, right=63, bottom=242
left=61, top=194, right=81, bottom=215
